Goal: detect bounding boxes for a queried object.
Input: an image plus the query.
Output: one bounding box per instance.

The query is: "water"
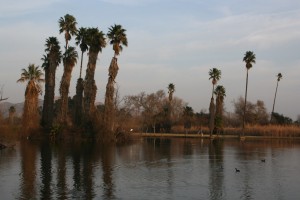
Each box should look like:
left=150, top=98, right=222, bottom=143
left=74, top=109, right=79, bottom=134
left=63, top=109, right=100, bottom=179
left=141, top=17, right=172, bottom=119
left=1, top=138, right=300, bottom=199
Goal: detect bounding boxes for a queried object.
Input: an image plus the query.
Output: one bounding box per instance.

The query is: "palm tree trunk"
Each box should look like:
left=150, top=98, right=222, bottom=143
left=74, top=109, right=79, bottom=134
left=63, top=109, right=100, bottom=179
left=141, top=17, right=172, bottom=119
left=83, top=51, right=99, bottom=122
left=59, top=65, right=73, bottom=124
left=104, top=57, right=119, bottom=139
left=42, top=61, right=57, bottom=131
left=74, top=78, right=84, bottom=126
left=79, top=51, right=84, bottom=79
left=242, top=69, right=249, bottom=137
left=23, top=80, right=40, bottom=135
left=209, top=97, right=215, bottom=137
left=209, top=84, right=215, bottom=137
left=270, top=81, right=279, bottom=123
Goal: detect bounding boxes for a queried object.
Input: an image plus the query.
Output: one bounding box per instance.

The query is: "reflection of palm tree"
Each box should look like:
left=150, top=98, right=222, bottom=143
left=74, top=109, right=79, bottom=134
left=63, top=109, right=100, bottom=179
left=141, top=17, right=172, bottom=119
left=20, top=141, right=37, bottom=199
left=40, top=141, right=53, bottom=199
left=270, top=73, right=283, bottom=123
left=208, top=140, right=224, bottom=199
left=104, top=24, right=128, bottom=135
left=242, top=51, right=256, bottom=136
left=17, top=64, right=44, bottom=133
left=208, top=68, right=221, bottom=137
left=101, top=146, right=116, bottom=199
left=56, top=145, right=67, bottom=199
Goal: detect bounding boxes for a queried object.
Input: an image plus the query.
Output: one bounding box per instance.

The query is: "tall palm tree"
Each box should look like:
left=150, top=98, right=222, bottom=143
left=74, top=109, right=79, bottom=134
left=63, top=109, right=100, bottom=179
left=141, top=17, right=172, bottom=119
left=41, top=37, right=62, bottom=130
left=270, top=73, right=283, bottom=123
left=74, top=27, right=88, bottom=126
left=58, top=14, right=77, bottom=50
left=8, top=106, right=16, bottom=125
left=58, top=46, right=78, bottom=124
left=104, top=24, right=128, bottom=135
left=208, top=68, right=221, bottom=137
left=168, top=83, right=175, bottom=102
left=183, top=106, right=194, bottom=134
left=242, top=51, right=256, bottom=136
left=166, top=83, right=175, bottom=132
left=17, top=64, right=44, bottom=134
left=84, top=28, right=106, bottom=123
left=75, top=27, right=89, bottom=79
left=214, top=85, right=226, bottom=133
left=209, top=68, right=221, bottom=98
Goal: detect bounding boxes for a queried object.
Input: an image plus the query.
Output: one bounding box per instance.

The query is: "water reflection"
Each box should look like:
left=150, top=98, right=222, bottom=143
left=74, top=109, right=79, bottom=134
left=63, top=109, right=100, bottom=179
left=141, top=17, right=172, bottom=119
left=1, top=138, right=300, bottom=199
left=40, top=141, right=52, bottom=199
left=208, top=139, right=224, bottom=200
left=20, top=141, right=37, bottom=200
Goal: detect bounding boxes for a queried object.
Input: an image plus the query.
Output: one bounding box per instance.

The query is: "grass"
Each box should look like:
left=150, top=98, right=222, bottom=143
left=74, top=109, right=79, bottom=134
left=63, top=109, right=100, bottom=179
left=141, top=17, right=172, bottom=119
left=141, top=124, right=300, bottom=139
left=233, top=125, right=300, bottom=138
left=2, top=123, right=300, bottom=144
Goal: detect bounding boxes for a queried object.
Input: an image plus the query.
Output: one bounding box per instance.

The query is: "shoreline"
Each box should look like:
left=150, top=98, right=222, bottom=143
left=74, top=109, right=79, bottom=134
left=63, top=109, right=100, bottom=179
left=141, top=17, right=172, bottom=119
left=132, top=132, right=300, bottom=140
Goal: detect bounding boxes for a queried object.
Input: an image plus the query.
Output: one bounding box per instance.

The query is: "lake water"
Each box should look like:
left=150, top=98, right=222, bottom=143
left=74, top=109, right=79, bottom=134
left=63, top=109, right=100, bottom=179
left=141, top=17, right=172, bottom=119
left=0, top=137, right=300, bottom=200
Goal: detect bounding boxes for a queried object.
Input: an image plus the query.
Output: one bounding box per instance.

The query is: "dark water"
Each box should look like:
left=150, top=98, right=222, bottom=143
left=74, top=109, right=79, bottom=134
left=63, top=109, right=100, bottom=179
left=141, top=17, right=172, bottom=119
left=1, top=138, right=300, bottom=200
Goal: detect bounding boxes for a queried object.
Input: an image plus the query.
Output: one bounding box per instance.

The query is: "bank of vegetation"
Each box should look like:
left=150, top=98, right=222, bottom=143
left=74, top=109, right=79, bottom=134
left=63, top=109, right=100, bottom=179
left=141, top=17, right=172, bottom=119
left=0, top=14, right=300, bottom=144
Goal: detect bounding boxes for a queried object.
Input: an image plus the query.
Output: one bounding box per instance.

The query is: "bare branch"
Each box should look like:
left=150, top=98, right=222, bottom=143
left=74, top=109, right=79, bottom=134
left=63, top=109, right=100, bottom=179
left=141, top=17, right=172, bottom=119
left=0, top=85, right=9, bottom=102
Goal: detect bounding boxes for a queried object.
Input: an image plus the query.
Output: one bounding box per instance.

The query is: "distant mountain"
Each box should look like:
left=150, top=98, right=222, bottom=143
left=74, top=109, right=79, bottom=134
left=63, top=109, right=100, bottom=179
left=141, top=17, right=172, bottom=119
left=0, top=99, right=103, bottom=118
left=0, top=100, right=43, bottom=118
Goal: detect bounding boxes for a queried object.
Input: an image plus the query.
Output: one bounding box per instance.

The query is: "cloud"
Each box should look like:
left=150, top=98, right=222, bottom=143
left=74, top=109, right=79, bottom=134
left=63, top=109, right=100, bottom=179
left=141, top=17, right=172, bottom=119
left=0, top=0, right=61, bottom=17
left=98, top=0, right=160, bottom=6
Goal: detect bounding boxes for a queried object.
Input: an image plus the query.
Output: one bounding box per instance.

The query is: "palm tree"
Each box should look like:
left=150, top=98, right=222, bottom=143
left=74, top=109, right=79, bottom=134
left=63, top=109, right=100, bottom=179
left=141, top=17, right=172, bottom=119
left=8, top=106, right=16, bottom=125
left=104, top=24, right=128, bottom=135
left=242, top=51, right=256, bottom=136
left=58, top=14, right=77, bottom=50
left=166, top=83, right=175, bottom=132
left=270, top=73, right=283, bottom=123
left=168, top=83, right=175, bottom=102
left=83, top=28, right=106, bottom=124
left=75, top=27, right=89, bottom=79
left=17, top=64, right=44, bottom=134
left=41, top=37, right=62, bottom=130
left=58, top=46, right=78, bottom=124
left=208, top=68, right=221, bottom=137
left=183, top=106, right=194, bottom=134
left=209, top=68, right=221, bottom=98
left=214, top=85, right=226, bottom=134
left=74, top=27, right=88, bottom=126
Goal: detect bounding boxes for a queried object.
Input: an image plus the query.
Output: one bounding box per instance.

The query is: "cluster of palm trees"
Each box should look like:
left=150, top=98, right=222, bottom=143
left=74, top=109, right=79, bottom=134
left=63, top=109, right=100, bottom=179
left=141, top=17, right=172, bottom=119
left=208, top=68, right=225, bottom=136
left=17, top=14, right=128, bottom=139
left=208, top=51, right=283, bottom=137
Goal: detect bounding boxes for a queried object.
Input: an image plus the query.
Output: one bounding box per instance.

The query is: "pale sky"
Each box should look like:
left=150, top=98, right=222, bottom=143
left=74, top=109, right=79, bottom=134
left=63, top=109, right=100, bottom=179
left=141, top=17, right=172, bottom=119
left=0, top=0, right=300, bottom=120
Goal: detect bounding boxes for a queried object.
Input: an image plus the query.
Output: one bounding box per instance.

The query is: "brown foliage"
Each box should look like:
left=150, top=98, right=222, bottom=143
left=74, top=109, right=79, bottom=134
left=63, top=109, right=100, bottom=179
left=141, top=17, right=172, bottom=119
left=23, top=80, right=40, bottom=134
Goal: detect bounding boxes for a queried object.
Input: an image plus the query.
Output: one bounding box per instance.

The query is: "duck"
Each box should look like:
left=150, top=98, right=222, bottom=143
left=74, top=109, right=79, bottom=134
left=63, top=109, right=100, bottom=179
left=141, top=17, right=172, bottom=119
left=235, top=168, right=240, bottom=172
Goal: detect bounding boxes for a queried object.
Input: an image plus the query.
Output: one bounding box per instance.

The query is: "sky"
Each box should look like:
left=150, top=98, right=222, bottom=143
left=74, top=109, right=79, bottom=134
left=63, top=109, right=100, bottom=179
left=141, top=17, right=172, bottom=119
left=0, top=0, right=300, bottom=120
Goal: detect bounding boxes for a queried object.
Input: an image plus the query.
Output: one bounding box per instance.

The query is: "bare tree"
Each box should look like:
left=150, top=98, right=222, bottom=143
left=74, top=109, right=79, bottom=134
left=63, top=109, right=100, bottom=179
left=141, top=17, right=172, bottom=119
left=0, top=85, right=8, bottom=102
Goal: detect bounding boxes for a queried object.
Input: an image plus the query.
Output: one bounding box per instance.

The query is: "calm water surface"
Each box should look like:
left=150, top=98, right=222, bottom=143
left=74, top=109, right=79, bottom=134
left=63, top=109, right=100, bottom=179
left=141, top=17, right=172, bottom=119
left=0, top=138, right=300, bottom=200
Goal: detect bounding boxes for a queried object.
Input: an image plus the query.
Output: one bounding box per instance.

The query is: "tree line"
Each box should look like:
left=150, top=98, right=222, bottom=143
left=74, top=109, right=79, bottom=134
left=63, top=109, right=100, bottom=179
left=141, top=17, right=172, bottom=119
left=4, top=14, right=297, bottom=140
